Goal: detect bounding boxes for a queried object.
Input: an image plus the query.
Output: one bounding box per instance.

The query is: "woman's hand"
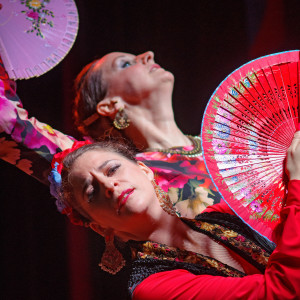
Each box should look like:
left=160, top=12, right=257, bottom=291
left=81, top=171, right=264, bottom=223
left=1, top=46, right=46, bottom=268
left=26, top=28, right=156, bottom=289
left=286, top=131, right=300, bottom=180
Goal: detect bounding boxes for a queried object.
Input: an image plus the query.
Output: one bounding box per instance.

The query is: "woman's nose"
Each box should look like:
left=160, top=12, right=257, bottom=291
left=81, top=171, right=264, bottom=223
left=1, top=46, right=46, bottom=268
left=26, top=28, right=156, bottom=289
left=137, top=51, right=154, bottom=64
left=93, top=172, right=118, bottom=198
left=103, top=180, right=118, bottom=199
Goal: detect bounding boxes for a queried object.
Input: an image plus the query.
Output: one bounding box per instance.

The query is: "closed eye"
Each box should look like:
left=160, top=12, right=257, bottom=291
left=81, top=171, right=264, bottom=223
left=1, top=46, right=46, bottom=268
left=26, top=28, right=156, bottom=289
left=107, top=164, right=120, bottom=176
left=121, top=60, right=136, bottom=69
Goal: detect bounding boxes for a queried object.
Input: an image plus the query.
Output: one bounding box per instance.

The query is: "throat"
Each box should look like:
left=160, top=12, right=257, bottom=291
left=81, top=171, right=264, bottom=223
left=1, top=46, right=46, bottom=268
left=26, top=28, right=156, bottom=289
left=126, top=116, right=190, bottom=151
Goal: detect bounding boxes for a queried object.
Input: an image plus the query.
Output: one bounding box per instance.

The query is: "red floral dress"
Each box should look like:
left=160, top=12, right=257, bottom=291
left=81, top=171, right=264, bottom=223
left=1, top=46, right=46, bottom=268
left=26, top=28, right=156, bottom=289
left=136, top=144, right=223, bottom=218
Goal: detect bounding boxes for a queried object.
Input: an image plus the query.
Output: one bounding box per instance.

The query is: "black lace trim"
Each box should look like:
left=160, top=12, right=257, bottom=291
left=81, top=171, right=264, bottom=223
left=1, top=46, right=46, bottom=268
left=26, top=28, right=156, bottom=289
left=182, top=212, right=275, bottom=273
left=194, top=212, right=276, bottom=252
left=128, top=257, right=244, bottom=298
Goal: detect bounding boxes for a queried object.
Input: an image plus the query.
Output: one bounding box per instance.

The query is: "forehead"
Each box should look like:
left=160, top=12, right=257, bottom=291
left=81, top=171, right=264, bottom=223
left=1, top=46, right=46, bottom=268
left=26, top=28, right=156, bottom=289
left=69, top=150, right=119, bottom=183
left=72, top=149, right=126, bottom=170
left=69, top=149, right=137, bottom=186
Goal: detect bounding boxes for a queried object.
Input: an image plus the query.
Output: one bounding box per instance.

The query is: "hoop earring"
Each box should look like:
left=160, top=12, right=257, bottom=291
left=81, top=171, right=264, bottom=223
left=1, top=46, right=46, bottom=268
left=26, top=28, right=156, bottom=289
left=113, top=108, right=130, bottom=130
left=99, top=233, right=126, bottom=275
left=151, top=179, right=178, bottom=217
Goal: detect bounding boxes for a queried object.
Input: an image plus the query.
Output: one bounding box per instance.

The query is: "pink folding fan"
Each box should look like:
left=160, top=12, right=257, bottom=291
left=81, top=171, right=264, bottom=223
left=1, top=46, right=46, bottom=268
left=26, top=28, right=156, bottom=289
left=0, top=0, right=79, bottom=79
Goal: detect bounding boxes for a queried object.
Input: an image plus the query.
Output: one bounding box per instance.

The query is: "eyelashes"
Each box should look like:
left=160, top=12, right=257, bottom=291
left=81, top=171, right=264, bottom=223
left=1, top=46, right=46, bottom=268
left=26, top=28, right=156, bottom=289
left=107, top=164, right=120, bottom=176
left=121, top=61, right=132, bottom=68
left=86, top=164, right=121, bottom=203
left=120, top=59, right=136, bottom=69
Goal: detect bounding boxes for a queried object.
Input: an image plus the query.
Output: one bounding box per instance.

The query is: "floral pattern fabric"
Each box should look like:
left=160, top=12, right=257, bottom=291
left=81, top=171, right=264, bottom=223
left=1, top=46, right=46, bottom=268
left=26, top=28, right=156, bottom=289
left=136, top=147, right=222, bottom=218
left=131, top=239, right=245, bottom=278
left=0, top=58, right=74, bottom=185
left=186, top=217, right=270, bottom=271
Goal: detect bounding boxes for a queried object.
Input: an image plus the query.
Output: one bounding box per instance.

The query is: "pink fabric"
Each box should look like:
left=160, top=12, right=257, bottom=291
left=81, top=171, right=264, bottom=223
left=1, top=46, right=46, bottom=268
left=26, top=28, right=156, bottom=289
left=0, top=56, right=75, bottom=184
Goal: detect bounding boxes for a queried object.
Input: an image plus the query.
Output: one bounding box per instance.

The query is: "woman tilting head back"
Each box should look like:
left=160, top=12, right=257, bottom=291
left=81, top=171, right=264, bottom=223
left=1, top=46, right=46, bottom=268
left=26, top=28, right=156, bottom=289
left=73, top=51, right=175, bottom=145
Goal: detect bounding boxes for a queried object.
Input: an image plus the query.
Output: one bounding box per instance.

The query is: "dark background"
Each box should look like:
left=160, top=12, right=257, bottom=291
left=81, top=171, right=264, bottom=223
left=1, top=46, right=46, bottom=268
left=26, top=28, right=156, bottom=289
left=1, top=0, right=300, bottom=299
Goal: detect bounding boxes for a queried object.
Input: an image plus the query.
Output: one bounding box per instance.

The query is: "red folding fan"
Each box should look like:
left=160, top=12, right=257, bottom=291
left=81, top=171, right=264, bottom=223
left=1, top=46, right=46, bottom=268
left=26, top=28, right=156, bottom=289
left=201, top=50, right=300, bottom=241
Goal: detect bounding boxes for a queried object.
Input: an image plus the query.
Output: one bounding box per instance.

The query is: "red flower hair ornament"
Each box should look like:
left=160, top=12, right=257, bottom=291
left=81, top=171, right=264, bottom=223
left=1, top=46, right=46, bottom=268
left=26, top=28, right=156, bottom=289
left=48, top=140, right=92, bottom=226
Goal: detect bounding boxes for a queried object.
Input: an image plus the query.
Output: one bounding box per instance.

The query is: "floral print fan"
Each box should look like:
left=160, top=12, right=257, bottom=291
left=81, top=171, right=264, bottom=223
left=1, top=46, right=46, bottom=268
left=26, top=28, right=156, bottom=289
left=201, top=50, right=300, bottom=241
left=0, top=0, right=78, bottom=80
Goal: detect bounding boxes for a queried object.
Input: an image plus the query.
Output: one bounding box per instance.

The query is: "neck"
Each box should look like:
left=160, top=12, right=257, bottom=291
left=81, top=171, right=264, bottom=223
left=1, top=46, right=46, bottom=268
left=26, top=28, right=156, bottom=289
left=148, top=215, right=194, bottom=250
left=124, top=92, right=192, bottom=150
left=129, top=204, right=195, bottom=250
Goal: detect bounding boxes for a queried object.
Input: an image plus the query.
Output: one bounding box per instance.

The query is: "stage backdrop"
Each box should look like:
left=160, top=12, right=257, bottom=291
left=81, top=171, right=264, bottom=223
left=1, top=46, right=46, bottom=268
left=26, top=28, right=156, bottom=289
left=1, top=0, right=300, bottom=299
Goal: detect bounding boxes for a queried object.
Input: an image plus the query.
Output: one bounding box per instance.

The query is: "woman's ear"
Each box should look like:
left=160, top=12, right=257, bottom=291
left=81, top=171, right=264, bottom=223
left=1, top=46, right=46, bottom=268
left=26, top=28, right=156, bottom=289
left=96, top=97, right=123, bottom=117
left=137, top=161, right=154, bottom=180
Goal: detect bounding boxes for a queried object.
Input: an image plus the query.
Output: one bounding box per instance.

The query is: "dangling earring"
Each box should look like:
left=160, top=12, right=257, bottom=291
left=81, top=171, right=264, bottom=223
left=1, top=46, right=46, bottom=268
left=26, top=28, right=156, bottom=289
left=151, top=179, right=178, bottom=217
left=99, top=233, right=126, bottom=275
left=113, top=108, right=130, bottom=130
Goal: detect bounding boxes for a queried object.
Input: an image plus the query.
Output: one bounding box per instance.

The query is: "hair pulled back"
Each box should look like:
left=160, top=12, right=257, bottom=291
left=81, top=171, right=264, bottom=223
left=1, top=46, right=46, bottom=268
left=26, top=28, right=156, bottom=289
left=73, top=59, right=108, bottom=137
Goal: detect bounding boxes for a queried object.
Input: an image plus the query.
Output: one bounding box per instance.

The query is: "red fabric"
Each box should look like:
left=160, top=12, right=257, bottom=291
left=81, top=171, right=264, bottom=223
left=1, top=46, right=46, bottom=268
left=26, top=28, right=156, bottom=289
left=51, top=140, right=92, bottom=170
left=133, top=180, right=300, bottom=300
left=203, top=201, right=234, bottom=215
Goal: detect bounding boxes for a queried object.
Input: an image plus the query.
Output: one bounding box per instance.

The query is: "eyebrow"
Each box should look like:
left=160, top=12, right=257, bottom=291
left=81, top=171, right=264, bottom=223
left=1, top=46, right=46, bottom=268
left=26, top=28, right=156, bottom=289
left=80, top=159, right=116, bottom=198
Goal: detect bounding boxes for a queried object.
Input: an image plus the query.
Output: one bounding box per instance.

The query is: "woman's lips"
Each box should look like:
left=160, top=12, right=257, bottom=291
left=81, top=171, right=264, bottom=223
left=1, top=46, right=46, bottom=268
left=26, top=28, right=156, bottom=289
left=117, top=188, right=134, bottom=213
left=150, top=64, right=161, bottom=72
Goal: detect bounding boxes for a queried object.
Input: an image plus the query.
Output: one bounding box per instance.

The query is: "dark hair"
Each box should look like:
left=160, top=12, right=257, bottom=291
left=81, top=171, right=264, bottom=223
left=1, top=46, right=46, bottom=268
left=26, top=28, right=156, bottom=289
left=73, top=59, right=109, bottom=137
left=60, top=140, right=137, bottom=225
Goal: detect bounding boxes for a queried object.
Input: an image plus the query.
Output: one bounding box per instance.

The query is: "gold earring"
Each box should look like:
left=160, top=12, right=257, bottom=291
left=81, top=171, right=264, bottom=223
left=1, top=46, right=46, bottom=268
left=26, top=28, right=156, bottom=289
left=113, top=108, right=130, bottom=130
left=99, top=233, right=126, bottom=275
left=151, top=179, right=178, bottom=217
